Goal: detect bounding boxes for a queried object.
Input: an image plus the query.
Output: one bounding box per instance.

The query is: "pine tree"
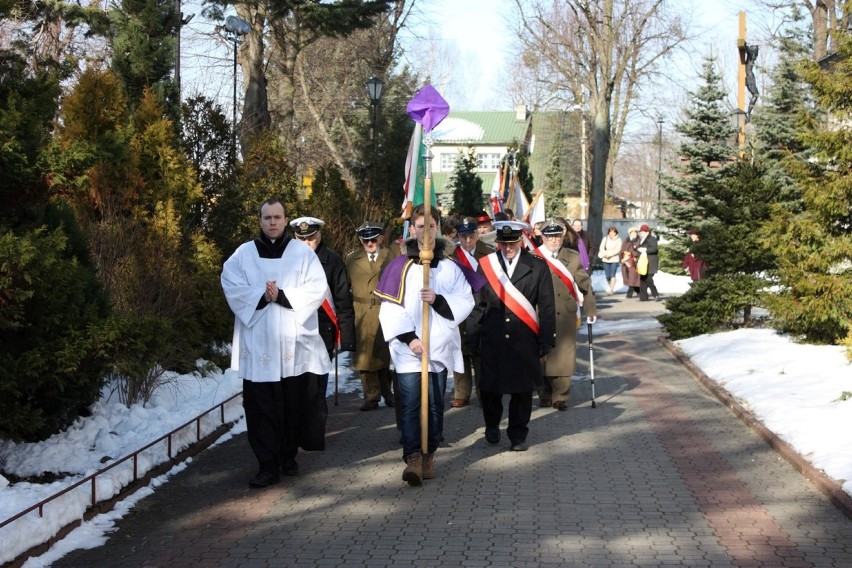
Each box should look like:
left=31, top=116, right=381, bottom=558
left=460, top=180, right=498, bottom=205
left=449, top=148, right=484, bottom=216
left=658, top=158, right=779, bottom=339
left=181, top=95, right=236, bottom=259
left=762, top=27, right=852, bottom=348
left=658, top=56, right=737, bottom=271
left=47, top=68, right=226, bottom=405
left=303, top=164, right=359, bottom=254
left=109, top=0, right=180, bottom=120
left=544, top=137, right=565, bottom=218
left=0, top=52, right=111, bottom=441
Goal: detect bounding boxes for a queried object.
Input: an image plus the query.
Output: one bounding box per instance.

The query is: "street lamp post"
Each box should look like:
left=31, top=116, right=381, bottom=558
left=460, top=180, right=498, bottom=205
left=224, top=15, right=250, bottom=166
left=365, top=76, right=384, bottom=194
left=656, top=115, right=664, bottom=218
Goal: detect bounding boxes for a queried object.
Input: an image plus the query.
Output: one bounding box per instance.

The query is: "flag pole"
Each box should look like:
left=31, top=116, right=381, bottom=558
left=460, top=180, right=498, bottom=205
left=419, top=135, right=434, bottom=453
left=405, top=83, right=449, bottom=458
left=524, top=189, right=544, bottom=224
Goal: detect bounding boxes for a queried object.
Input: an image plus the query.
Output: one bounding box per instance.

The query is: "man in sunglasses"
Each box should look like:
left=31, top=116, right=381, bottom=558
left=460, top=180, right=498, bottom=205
left=345, top=221, right=394, bottom=411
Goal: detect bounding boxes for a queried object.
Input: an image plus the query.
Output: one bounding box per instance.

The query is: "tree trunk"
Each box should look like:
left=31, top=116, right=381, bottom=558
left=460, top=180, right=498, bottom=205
left=588, top=94, right=611, bottom=254
left=237, top=4, right=271, bottom=146
left=806, top=0, right=830, bottom=60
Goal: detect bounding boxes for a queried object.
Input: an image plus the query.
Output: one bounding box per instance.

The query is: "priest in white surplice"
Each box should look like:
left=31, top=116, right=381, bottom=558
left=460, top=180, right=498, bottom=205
left=221, top=199, right=331, bottom=488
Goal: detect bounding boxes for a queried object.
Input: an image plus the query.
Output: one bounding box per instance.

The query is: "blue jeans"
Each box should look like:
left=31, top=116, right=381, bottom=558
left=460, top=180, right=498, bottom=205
left=603, top=261, right=620, bottom=279
left=396, top=370, right=447, bottom=457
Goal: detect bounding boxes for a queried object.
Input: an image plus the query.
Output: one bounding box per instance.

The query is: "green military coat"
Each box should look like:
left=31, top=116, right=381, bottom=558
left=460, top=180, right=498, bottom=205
left=345, top=247, right=391, bottom=371
left=542, top=247, right=596, bottom=378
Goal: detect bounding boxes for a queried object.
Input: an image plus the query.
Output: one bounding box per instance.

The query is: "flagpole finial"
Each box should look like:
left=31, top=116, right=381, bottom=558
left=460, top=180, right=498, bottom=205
left=406, top=84, right=450, bottom=135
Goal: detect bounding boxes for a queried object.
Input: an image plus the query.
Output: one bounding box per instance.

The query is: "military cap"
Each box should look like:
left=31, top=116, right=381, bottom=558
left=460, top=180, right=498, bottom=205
left=457, top=217, right=478, bottom=236
left=493, top=220, right=530, bottom=243
left=290, top=216, right=324, bottom=238
left=541, top=218, right=566, bottom=236
left=475, top=211, right=492, bottom=224
left=356, top=221, right=384, bottom=240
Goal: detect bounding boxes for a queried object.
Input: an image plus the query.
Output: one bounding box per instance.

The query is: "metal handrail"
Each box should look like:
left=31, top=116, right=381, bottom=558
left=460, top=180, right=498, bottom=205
left=0, top=391, right=243, bottom=532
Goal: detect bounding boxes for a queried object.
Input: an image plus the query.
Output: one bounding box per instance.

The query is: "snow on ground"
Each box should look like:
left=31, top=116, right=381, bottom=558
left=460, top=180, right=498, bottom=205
left=1, top=270, right=849, bottom=566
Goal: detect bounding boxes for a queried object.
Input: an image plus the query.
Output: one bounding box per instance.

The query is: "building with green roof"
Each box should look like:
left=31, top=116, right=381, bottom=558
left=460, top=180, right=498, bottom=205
left=430, top=105, right=586, bottom=218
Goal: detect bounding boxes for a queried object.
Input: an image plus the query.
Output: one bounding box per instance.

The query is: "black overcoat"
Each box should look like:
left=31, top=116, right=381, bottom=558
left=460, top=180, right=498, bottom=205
left=467, top=249, right=555, bottom=394
left=637, top=234, right=659, bottom=274
left=315, top=244, right=356, bottom=356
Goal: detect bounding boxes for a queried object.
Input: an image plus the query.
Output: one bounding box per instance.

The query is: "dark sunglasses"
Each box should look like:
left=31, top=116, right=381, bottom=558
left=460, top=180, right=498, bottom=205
left=361, top=237, right=379, bottom=243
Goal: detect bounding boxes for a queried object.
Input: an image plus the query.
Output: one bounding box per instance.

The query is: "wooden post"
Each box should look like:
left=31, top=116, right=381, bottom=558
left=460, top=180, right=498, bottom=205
left=419, top=138, right=434, bottom=454
left=736, top=11, right=747, bottom=151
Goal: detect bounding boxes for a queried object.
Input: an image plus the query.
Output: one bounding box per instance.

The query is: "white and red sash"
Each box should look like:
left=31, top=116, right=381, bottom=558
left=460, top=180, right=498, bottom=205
left=320, top=291, right=340, bottom=344
left=480, top=254, right=539, bottom=334
left=523, top=234, right=582, bottom=306
left=454, top=246, right=478, bottom=271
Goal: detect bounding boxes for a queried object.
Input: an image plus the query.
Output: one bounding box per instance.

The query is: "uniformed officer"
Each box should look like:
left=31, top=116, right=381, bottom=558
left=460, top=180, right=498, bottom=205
left=450, top=216, right=494, bottom=408
left=536, top=219, right=596, bottom=411
left=467, top=220, right=555, bottom=451
left=345, top=221, right=394, bottom=411
left=289, top=217, right=356, bottom=360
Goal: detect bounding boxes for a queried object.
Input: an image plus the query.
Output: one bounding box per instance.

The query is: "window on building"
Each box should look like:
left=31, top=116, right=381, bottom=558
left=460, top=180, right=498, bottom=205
left=440, top=153, right=458, bottom=171
left=477, top=153, right=502, bottom=171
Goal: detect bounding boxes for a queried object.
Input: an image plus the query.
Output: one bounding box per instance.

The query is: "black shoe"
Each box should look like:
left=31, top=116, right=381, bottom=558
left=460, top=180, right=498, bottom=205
left=383, top=396, right=395, bottom=408
left=485, top=427, right=500, bottom=445
left=510, top=442, right=529, bottom=452
left=360, top=400, right=379, bottom=411
left=282, top=461, right=299, bottom=476
left=249, top=470, right=280, bottom=488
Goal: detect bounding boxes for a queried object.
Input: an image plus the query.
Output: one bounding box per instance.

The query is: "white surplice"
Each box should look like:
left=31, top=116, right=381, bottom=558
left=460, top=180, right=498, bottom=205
left=378, top=259, right=474, bottom=375
left=221, top=239, right=331, bottom=382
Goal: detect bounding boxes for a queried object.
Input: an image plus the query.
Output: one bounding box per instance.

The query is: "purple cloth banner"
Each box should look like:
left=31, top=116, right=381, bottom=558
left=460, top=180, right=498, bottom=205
left=406, top=84, right=450, bottom=133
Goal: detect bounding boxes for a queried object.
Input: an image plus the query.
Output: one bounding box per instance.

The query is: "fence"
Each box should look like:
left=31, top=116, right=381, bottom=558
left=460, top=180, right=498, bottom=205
left=0, top=392, right=244, bottom=567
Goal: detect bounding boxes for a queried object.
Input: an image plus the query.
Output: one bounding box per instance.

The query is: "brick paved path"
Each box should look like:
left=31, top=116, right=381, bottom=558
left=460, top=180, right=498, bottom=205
left=50, top=296, right=852, bottom=567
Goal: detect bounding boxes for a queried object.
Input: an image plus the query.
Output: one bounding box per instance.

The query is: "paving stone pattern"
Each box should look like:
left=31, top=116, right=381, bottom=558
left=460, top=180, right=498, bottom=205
left=50, top=296, right=852, bottom=568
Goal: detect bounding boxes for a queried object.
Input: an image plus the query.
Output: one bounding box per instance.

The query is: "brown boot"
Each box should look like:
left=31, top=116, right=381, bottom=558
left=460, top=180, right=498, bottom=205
left=402, top=451, right=423, bottom=486
left=422, top=453, right=435, bottom=480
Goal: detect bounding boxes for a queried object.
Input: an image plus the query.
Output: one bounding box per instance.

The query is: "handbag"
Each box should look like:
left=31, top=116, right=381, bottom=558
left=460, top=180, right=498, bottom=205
left=637, top=252, right=649, bottom=276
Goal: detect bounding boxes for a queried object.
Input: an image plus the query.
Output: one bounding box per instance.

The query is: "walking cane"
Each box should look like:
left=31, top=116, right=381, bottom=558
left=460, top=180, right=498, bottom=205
left=333, top=347, right=339, bottom=407
left=587, top=320, right=597, bottom=408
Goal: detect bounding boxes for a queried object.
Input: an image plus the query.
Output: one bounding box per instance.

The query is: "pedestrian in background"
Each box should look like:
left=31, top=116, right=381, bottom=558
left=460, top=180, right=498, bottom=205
left=290, top=216, right=356, bottom=360
left=571, top=219, right=592, bottom=272
left=682, top=229, right=708, bottom=283
left=598, top=226, right=623, bottom=295
left=450, top=216, right=493, bottom=408
left=621, top=227, right=641, bottom=299
left=636, top=224, right=661, bottom=302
